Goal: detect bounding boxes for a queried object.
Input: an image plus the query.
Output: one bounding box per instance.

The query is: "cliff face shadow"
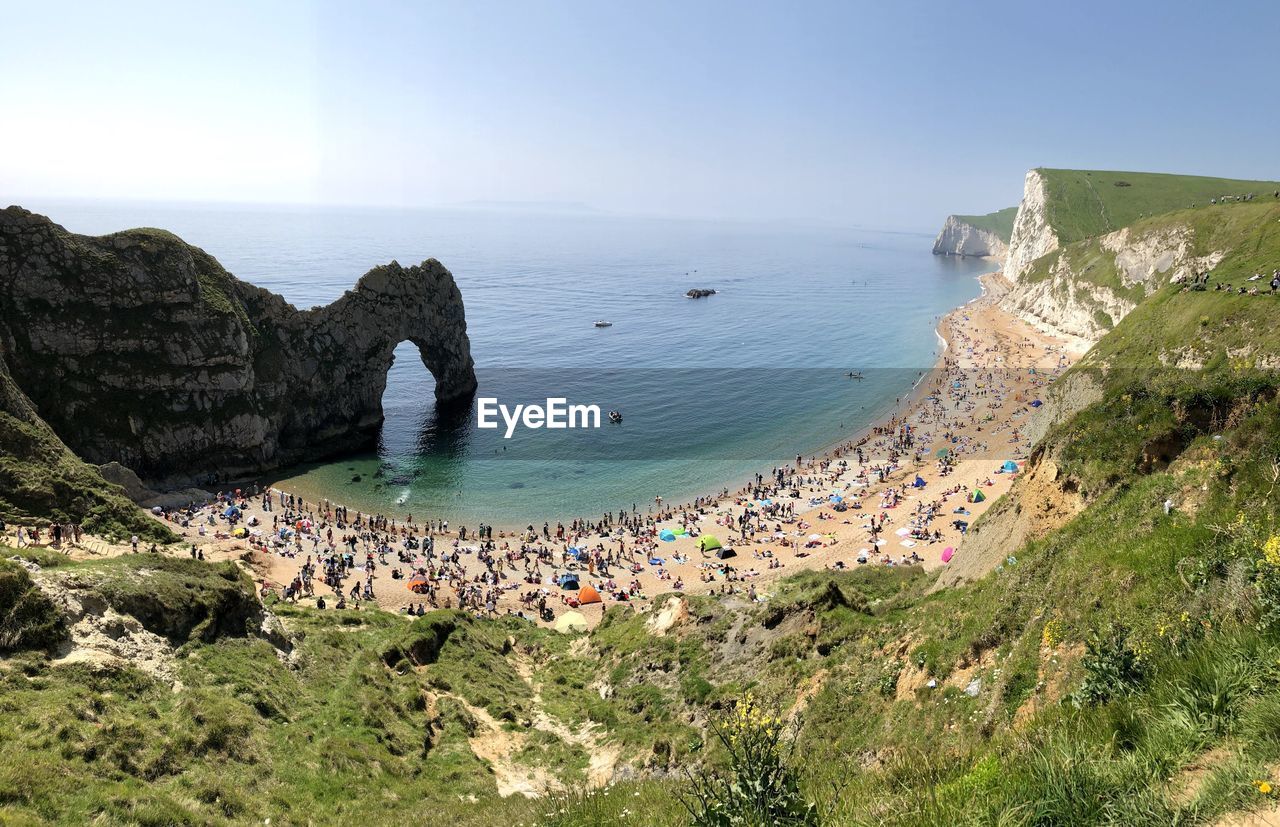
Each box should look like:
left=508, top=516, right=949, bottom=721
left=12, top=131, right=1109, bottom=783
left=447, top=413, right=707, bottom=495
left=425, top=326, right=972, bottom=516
left=412, top=397, right=474, bottom=458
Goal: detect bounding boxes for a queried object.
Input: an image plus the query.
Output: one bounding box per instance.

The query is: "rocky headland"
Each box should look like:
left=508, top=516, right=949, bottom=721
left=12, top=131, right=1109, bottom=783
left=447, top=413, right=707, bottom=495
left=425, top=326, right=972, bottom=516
left=0, top=206, right=477, bottom=492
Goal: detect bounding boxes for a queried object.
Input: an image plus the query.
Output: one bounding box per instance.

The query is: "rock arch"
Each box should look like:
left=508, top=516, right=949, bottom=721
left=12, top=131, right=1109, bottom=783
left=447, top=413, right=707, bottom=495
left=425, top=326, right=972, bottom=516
left=0, top=206, right=478, bottom=483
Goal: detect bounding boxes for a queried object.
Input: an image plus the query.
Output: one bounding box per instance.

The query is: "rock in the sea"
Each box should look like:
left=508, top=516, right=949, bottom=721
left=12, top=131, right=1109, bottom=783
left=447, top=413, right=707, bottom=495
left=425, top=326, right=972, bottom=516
left=685, top=288, right=717, bottom=299
left=0, top=206, right=478, bottom=484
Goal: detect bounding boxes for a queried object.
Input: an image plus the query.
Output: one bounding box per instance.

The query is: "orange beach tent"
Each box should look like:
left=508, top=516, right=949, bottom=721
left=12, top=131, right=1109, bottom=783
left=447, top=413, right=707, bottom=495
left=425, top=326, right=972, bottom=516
left=577, top=585, right=603, bottom=605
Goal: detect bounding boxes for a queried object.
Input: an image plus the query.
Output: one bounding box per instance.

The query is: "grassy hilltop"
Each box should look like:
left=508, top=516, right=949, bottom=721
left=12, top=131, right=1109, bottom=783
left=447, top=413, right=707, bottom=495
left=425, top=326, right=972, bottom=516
left=1035, top=168, right=1280, bottom=244
left=952, top=206, right=1018, bottom=242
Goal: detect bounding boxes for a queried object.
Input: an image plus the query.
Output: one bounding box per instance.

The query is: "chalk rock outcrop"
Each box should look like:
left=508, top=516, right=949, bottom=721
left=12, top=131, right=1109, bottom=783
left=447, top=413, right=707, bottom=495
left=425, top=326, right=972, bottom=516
left=1003, top=170, right=1060, bottom=281
left=1002, top=222, right=1226, bottom=344
left=0, top=206, right=477, bottom=483
left=931, top=216, right=1008, bottom=258
left=997, top=170, right=1232, bottom=345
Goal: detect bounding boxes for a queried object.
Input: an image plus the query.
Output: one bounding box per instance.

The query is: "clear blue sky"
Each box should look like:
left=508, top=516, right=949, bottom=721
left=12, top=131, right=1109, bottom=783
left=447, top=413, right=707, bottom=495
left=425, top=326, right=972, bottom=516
left=2, top=0, right=1278, bottom=231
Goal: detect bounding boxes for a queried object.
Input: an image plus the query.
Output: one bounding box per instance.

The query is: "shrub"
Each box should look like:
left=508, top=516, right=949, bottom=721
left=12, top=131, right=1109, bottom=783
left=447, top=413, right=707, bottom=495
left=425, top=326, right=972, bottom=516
left=1073, top=626, right=1147, bottom=705
left=680, top=694, right=818, bottom=827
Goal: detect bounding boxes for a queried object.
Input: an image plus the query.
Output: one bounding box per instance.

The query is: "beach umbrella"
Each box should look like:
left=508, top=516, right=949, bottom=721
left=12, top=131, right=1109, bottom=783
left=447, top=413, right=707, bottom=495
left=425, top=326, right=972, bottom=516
left=697, top=535, right=723, bottom=552
left=808, top=533, right=822, bottom=541
left=565, top=547, right=582, bottom=559
left=554, top=611, right=589, bottom=633
left=829, top=494, right=843, bottom=503
left=659, top=529, right=676, bottom=542
left=941, top=547, right=955, bottom=564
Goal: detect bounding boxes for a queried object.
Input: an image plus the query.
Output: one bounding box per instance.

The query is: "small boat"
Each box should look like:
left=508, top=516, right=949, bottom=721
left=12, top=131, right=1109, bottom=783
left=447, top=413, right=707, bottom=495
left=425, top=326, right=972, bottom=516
left=608, top=410, right=623, bottom=423
left=594, top=320, right=613, bottom=328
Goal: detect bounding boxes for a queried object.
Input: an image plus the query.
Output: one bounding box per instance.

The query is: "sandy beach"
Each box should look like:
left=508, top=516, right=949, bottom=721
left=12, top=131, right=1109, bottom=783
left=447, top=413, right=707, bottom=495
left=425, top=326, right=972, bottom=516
left=10, top=271, right=1079, bottom=627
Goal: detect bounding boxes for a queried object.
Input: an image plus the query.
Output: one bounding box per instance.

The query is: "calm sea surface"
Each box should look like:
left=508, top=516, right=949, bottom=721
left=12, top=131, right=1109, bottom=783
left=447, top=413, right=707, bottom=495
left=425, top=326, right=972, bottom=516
left=24, top=200, right=990, bottom=526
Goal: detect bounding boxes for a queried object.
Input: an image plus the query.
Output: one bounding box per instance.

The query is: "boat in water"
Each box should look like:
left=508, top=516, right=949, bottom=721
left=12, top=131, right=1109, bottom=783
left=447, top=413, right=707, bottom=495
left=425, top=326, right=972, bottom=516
left=594, top=320, right=612, bottom=327
left=608, top=410, right=623, bottom=423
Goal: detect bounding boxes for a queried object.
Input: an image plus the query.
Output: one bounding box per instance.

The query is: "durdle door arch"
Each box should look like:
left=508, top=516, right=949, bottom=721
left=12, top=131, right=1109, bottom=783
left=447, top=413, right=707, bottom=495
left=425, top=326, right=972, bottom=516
left=0, top=206, right=477, bottom=485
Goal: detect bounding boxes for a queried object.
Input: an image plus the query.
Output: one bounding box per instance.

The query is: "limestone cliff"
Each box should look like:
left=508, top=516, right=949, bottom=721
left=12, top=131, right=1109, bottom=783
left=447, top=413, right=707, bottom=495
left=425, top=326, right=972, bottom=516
left=1001, top=220, right=1226, bottom=344
left=0, top=336, right=171, bottom=538
left=1003, top=170, right=1060, bottom=281
left=931, top=208, right=1015, bottom=258
left=0, top=206, right=477, bottom=484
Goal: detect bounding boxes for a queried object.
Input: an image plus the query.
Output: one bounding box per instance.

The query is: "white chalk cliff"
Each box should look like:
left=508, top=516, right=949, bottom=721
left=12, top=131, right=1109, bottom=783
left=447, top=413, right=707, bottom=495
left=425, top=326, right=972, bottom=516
left=932, top=216, right=1008, bottom=258
left=997, top=171, right=1226, bottom=346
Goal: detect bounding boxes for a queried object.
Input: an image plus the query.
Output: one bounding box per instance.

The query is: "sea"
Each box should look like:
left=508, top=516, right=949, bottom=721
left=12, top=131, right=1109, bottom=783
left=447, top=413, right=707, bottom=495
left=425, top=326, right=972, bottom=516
left=22, top=200, right=992, bottom=527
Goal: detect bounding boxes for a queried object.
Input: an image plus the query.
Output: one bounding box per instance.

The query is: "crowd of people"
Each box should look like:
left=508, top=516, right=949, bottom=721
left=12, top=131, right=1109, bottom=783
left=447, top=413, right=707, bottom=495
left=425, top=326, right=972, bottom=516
left=5, top=275, right=1073, bottom=632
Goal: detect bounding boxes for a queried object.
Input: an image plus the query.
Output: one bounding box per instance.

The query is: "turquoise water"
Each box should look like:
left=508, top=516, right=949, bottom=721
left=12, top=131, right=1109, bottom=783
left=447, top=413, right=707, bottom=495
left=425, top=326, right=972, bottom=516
left=25, top=201, right=989, bottom=526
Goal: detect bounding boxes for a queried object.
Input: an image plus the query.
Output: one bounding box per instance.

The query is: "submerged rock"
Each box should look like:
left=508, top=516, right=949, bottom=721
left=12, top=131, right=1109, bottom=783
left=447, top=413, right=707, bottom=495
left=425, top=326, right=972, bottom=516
left=685, top=288, right=717, bottom=298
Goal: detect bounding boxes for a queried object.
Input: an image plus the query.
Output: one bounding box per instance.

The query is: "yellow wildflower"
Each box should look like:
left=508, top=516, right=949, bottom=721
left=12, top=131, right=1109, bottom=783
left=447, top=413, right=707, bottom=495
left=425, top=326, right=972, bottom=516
left=1262, top=535, right=1280, bottom=568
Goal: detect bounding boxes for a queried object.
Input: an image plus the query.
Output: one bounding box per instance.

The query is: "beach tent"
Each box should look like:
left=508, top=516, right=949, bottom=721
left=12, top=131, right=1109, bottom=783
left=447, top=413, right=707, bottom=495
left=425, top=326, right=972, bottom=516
left=648, top=557, right=665, bottom=566
left=714, top=547, right=737, bottom=560
left=936, top=448, right=951, bottom=458
left=577, top=585, right=603, bottom=605
left=565, top=547, right=582, bottom=559
left=554, top=611, right=589, bottom=633
left=223, top=505, right=240, bottom=518
left=672, top=526, right=687, bottom=536
left=829, top=494, right=843, bottom=503
left=1000, top=460, right=1019, bottom=473
left=659, top=529, right=676, bottom=542
left=941, top=547, right=955, bottom=564
left=231, top=527, right=247, bottom=538
left=558, top=575, right=580, bottom=590
left=697, top=535, right=723, bottom=553
left=970, top=489, right=987, bottom=503
left=406, top=575, right=430, bottom=594
left=913, top=476, right=926, bottom=488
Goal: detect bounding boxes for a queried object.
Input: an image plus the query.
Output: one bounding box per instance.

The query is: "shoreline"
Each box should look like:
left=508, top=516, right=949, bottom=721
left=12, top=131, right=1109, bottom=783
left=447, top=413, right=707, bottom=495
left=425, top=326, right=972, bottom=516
left=17, top=267, right=1078, bottom=629
left=265, top=285, right=981, bottom=533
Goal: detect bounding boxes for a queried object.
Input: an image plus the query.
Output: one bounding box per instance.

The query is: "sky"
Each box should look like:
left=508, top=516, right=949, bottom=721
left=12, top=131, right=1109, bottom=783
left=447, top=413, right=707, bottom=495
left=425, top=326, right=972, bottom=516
left=2, top=0, right=1279, bottom=231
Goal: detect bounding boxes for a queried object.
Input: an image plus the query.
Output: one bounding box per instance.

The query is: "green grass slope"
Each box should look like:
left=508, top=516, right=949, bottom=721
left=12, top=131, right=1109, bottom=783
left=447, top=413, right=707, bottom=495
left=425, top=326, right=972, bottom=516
left=1037, top=168, right=1280, bottom=244
left=953, top=206, right=1018, bottom=242
left=1017, top=199, right=1280, bottom=333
